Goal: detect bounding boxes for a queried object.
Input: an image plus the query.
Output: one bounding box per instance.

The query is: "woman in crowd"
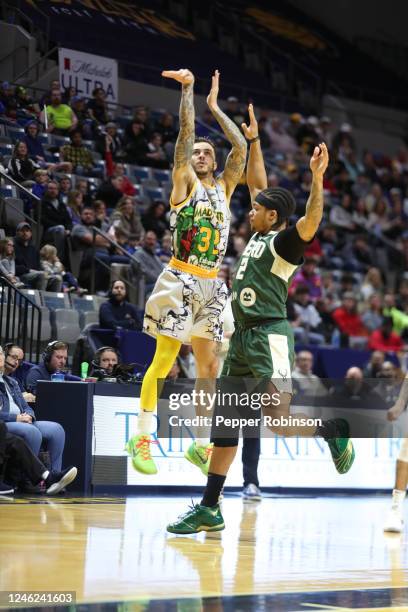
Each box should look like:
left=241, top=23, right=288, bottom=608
left=0, top=239, right=24, bottom=287
left=7, top=141, right=39, bottom=185
left=66, top=190, right=83, bottom=225
left=109, top=195, right=144, bottom=245
left=361, top=267, right=384, bottom=301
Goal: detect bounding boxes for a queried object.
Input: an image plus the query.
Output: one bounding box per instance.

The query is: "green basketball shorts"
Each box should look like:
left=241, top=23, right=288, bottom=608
left=221, top=319, right=295, bottom=394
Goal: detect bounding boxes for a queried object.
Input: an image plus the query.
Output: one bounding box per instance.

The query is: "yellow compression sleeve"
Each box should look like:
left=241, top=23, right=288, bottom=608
left=139, top=334, right=182, bottom=412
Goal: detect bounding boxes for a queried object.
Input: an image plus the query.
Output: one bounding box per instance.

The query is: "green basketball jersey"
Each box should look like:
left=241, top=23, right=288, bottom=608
left=231, top=231, right=299, bottom=322
left=169, top=179, right=230, bottom=271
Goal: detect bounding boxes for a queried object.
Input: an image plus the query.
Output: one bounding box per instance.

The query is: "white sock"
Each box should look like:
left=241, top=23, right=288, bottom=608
left=42, top=470, right=49, bottom=480
left=195, top=437, right=209, bottom=448
left=137, top=410, right=154, bottom=435
left=391, top=489, right=406, bottom=511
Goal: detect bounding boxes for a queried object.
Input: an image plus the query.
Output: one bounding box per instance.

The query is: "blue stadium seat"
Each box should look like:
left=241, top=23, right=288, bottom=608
left=0, top=144, right=13, bottom=156
left=50, top=135, right=70, bottom=147
left=26, top=306, right=52, bottom=342
left=51, top=309, right=81, bottom=344
left=38, top=133, right=51, bottom=145
left=45, top=153, right=60, bottom=163
left=82, top=139, right=94, bottom=150
left=80, top=311, right=99, bottom=329
left=20, top=289, right=42, bottom=307
left=6, top=127, right=24, bottom=140
left=0, top=187, right=13, bottom=198
left=153, top=169, right=171, bottom=184
left=146, top=187, right=165, bottom=201
left=3, top=197, right=25, bottom=229
left=71, top=295, right=97, bottom=313
left=131, top=166, right=151, bottom=181
left=41, top=291, right=71, bottom=311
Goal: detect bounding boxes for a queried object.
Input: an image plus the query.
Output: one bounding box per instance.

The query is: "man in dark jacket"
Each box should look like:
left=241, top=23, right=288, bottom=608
left=41, top=180, right=72, bottom=263
left=14, top=222, right=60, bottom=291
left=25, top=340, right=80, bottom=396
left=0, top=420, right=77, bottom=495
left=99, top=279, right=142, bottom=330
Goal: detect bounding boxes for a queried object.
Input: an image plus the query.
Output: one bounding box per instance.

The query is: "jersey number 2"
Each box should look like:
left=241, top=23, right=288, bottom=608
left=235, top=257, right=249, bottom=280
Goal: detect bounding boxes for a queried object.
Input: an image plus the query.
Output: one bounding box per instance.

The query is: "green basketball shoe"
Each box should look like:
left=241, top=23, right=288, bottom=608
left=325, top=419, right=355, bottom=474
left=167, top=503, right=225, bottom=534
left=184, top=441, right=213, bottom=476
left=125, top=434, right=158, bottom=475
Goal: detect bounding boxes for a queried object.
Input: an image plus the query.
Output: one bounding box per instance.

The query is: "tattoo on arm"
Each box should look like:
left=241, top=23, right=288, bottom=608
left=174, top=83, right=195, bottom=170
left=211, top=106, right=247, bottom=184
left=304, top=178, right=324, bottom=232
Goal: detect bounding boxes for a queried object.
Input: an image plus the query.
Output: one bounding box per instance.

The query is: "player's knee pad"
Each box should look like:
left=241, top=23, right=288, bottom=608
left=398, top=438, right=408, bottom=463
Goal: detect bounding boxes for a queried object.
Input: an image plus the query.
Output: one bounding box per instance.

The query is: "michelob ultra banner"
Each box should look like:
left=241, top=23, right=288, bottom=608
left=58, top=48, right=118, bottom=102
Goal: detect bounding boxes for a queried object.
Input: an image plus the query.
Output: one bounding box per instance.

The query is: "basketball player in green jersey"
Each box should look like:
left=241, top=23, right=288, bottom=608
left=167, top=105, right=355, bottom=534
left=126, top=69, right=247, bottom=475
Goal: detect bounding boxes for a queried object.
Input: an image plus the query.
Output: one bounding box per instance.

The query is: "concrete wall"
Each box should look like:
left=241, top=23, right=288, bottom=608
left=323, top=94, right=406, bottom=155
left=0, top=22, right=36, bottom=81
left=118, top=78, right=209, bottom=115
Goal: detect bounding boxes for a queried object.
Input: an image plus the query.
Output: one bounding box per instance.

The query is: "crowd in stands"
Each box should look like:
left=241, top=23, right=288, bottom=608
left=1, top=78, right=408, bottom=377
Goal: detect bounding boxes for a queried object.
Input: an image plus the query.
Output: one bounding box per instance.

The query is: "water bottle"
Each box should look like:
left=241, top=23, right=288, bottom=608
left=51, top=372, right=65, bottom=382
left=81, top=362, right=89, bottom=380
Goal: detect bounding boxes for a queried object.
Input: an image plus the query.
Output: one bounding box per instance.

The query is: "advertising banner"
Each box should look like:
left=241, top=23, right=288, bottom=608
left=58, top=47, right=118, bottom=102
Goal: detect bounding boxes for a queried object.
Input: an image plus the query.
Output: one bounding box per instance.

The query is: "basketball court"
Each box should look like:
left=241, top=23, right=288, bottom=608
left=1, top=493, right=407, bottom=610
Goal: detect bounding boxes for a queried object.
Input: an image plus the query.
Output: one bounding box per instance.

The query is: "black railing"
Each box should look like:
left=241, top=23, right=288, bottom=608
left=0, top=276, right=41, bottom=363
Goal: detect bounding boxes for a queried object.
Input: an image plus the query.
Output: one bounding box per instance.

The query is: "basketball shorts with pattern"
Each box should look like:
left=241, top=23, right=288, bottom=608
left=211, top=320, right=295, bottom=447
left=143, top=267, right=228, bottom=345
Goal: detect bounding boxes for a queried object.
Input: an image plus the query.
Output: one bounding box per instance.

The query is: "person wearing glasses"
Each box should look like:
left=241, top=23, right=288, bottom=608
left=3, top=344, right=35, bottom=403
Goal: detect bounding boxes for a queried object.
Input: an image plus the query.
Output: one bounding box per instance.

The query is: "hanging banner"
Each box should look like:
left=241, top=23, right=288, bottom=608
left=58, top=47, right=118, bottom=102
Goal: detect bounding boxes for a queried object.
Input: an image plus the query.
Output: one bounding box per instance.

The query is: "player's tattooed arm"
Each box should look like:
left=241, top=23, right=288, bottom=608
left=242, top=104, right=267, bottom=199
left=207, top=70, right=247, bottom=194
left=296, top=143, right=329, bottom=242
left=162, top=69, right=196, bottom=201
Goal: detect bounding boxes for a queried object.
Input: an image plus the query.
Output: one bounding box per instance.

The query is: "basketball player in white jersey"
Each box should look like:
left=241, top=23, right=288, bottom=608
left=384, top=376, right=408, bottom=532
left=126, top=69, right=247, bottom=475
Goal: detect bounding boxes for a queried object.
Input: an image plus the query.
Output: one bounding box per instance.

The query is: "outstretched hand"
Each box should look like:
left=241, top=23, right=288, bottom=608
left=162, top=69, right=194, bottom=86
left=241, top=104, right=258, bottom=140
left=309, top=142, right=329, bottom=178
left=207, top=70, right=220, bottom=110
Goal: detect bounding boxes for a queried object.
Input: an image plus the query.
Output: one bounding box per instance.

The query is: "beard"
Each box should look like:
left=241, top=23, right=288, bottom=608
left=193, top=162, right=215, bottom=179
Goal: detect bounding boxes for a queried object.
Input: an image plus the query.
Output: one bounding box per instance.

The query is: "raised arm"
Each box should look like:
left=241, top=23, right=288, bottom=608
left=162, top=69, right=196, bottom=203
left=296, top=143, right=329, bottom=242
left=207, top=70, right=247, bottom=198
left=241, top=103, right=267, bottom=200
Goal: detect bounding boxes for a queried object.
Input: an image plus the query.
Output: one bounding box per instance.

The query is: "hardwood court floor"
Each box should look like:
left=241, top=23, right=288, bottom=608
left=1, top=494, right=408, bottom=610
